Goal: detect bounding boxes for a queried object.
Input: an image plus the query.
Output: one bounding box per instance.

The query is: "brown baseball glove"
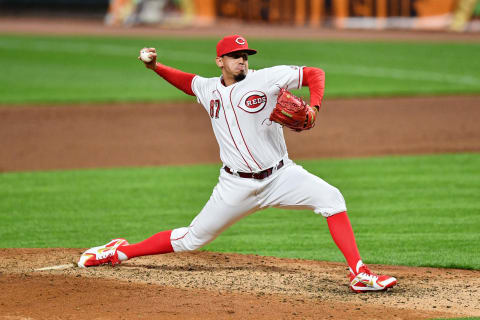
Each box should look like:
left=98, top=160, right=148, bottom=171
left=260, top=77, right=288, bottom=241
left=269, top=88, right=318, bottom=132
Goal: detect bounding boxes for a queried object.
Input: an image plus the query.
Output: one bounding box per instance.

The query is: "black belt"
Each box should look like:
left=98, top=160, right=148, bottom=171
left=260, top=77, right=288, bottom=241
left=224, top=160, right=284, bottom=180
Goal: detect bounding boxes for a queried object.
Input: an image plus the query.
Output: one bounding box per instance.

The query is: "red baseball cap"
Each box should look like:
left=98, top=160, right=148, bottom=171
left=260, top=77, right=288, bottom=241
left=216, top=35, right=257, bottom=57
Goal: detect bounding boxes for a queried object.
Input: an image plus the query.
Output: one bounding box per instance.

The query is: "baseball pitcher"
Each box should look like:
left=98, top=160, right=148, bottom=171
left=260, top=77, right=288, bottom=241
left=78, top=35, right=397, bottom=293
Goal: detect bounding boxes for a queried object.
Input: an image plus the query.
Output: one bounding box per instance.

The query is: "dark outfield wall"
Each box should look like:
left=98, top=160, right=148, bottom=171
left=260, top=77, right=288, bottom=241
left=0, top=0, right=109, bottom=17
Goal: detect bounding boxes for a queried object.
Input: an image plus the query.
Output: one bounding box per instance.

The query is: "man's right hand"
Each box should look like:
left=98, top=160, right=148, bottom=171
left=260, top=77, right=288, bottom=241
left=138, top=47, right=157, bottom=70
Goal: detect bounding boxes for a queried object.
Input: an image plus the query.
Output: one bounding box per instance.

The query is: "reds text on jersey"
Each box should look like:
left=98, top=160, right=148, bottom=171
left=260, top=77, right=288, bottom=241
left=192, top=65, right=304, bottom=172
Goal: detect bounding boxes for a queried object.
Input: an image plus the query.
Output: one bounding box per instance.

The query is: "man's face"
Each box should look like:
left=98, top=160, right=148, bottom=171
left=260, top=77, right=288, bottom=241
left=216, top=51, right=249, bottom=82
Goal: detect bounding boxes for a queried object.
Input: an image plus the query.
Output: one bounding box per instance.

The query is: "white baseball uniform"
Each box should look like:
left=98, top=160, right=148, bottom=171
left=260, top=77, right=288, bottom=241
left=170, top=65, right=346, bottom=252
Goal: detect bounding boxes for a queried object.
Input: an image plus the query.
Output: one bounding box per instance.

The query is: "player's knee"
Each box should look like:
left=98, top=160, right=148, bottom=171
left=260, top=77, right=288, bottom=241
left=318, top=186, right=347, bottom=217
left=170, top=226, right=216, bottom=252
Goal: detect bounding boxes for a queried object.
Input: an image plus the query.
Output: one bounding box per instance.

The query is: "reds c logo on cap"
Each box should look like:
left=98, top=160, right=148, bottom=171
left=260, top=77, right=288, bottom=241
left=235, top=37, right=246, bottom=45
left=216, top=35, right=257, bottom=57
left=238, top=90, right=267, bottom=113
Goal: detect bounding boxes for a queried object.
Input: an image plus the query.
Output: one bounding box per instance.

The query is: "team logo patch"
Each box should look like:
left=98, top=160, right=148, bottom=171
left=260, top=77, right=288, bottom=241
left=235, top=37, right=246, bottom=45
left=238, top=91, right=267, bottom=113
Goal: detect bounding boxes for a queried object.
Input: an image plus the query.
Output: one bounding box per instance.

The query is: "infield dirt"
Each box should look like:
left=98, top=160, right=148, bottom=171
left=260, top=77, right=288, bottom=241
left=1, top=17, right=480, bottom=320
left=1, top=249, right=480, bottom=320
left=2, top=96, right=480, bottom=172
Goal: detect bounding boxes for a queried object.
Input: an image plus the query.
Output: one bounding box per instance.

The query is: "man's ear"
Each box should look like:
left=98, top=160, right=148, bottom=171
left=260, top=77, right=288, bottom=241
left=215, top=57, right=223, bottom=68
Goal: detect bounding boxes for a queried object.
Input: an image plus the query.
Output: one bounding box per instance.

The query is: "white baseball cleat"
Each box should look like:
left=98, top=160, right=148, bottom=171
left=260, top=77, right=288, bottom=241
left=77, top=238, right=129, bottom=268
left=349, top=262, right=397, bottom=293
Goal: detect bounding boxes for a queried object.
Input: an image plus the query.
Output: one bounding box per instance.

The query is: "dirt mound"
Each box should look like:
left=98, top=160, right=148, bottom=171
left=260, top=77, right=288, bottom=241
left=1, top=249, right=479, bottom=319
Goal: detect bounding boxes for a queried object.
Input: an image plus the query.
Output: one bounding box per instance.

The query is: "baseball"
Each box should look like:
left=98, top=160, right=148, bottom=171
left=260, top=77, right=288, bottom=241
left=140, top=50, right=153, bottom=63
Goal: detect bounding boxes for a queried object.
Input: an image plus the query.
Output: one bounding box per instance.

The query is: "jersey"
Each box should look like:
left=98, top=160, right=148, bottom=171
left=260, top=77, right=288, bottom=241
left=191, top=65, right=304, bottom=173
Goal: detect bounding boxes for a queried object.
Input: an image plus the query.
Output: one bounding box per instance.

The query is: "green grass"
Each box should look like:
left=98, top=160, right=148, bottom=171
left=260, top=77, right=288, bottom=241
left=0, top=34, right=479, bottom=104
left=1, top=153, right=479, bottom=269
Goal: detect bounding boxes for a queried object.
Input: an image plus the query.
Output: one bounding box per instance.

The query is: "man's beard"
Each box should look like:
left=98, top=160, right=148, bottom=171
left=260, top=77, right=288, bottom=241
left=234, top=72, right=246, bottom=82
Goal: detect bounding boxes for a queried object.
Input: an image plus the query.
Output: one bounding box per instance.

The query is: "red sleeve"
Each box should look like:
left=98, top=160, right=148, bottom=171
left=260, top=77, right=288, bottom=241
left=302, top=67, right=325, bottom=110
left=154, top=63, right=196, bottom=96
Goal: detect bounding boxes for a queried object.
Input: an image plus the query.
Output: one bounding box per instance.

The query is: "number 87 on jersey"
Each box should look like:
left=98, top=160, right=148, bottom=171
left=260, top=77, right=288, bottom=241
left=210, top=99, right=221, bottom=119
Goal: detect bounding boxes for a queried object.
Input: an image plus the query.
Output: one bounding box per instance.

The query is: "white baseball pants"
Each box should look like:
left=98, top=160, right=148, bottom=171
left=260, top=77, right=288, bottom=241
left=170, top=159, right=347, bottom=252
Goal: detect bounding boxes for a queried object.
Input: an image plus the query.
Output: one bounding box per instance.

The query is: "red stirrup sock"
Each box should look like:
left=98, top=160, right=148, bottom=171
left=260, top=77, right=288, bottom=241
left=117, top=230, right=174, bottom=260
left=326, top=211, right=363, bottom=274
